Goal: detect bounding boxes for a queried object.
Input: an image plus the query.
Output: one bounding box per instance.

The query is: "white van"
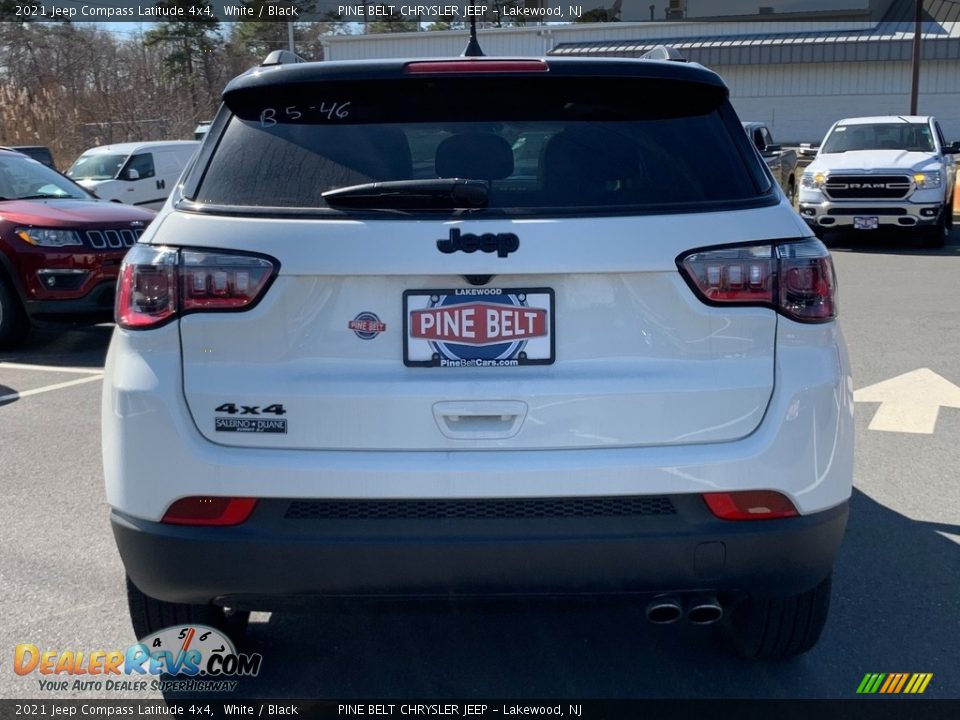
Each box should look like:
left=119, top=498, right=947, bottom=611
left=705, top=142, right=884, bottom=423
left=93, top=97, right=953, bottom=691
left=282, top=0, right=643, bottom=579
left=67, top=141, right=200, bottom=210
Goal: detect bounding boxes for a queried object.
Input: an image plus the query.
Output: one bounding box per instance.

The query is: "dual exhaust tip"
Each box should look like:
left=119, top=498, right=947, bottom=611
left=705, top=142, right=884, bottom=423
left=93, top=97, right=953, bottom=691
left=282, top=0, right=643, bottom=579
left=645, top=593, right=723, bottom=626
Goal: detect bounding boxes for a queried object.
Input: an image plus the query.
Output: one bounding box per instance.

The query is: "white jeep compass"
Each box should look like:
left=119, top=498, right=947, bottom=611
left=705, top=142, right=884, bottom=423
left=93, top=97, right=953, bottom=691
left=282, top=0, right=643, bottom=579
left=102, top=49, right=853, bottom=660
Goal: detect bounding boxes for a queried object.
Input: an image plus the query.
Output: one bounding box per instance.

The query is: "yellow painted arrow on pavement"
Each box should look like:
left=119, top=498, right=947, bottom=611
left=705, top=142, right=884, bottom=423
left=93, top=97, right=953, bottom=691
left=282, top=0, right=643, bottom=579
left=854, top=368, right=960, bottom=434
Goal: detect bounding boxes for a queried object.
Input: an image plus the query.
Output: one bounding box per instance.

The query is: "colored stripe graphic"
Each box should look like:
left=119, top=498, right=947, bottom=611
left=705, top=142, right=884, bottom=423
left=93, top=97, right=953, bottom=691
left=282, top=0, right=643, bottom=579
left=879, top=674, right=896, bottom=693
left=905, top=673, right=934, bottom=694
left=857, top=673, right=932, bottom=694
left=857, top=673, right=885, bottom=694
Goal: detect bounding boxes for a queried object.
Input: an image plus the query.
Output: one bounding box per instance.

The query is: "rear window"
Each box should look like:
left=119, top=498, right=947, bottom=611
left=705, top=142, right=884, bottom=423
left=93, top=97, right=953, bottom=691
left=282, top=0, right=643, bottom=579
left=190, top=76, right=771, bottom=215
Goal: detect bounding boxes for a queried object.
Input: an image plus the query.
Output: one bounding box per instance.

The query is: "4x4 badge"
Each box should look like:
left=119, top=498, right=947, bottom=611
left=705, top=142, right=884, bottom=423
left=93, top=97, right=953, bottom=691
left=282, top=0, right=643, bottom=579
left=437, top=228, right=519, bottom=258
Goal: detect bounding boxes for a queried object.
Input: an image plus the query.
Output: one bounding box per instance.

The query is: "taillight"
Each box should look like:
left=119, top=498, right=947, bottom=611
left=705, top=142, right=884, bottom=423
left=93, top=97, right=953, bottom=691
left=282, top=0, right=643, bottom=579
left=677, top=238, right=836, bottom=323
left=703, top=491, right=799, bottom=521
left=116, top=245, right=278, bottom=330
left=162, top=497, right=258, bottom=526
left=404, top=59, right=549, bottom=74
left=181, top=251, right=275, bottom=312
left=116, top=246, right=178, bottom=329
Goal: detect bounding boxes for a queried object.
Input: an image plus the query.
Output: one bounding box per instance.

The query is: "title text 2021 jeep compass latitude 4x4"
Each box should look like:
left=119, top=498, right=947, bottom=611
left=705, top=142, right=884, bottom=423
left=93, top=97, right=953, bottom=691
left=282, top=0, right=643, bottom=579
left=103, top=50, right=853, bottom=660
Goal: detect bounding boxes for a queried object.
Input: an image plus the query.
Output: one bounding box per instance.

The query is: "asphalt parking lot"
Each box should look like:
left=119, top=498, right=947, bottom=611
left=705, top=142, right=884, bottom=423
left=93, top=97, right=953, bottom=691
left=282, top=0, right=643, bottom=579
left=1, top=226, right=959, bottom=700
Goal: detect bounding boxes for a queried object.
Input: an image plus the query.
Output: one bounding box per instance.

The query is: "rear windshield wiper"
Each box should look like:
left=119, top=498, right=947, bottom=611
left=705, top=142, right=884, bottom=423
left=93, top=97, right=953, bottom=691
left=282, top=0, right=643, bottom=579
left=322, top=179, right=488, bottom=210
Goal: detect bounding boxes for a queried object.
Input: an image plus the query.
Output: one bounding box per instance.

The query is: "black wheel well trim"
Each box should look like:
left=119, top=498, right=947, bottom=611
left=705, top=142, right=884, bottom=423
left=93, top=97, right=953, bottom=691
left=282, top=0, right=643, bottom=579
left=0, top=251, right=28, bottom=305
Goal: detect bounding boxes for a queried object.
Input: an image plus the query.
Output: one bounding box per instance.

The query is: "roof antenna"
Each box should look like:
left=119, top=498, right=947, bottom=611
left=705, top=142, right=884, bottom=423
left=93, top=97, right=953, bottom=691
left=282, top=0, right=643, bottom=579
left=462, top=13, right=485, bottom=57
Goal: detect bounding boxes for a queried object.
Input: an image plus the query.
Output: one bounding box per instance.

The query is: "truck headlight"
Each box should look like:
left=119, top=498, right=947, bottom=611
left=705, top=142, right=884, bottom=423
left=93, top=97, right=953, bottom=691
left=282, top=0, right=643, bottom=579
left=913, top=171, right=941, bottom=189
left=15, top=228, right=83, bottom=247
left=801, top=172, right=827, bottom=189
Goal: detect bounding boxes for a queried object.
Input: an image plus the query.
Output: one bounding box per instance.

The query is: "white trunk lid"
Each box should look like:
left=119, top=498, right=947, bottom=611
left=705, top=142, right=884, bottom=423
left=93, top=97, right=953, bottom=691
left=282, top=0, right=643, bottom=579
left=170, top=206, right=799, bottom=450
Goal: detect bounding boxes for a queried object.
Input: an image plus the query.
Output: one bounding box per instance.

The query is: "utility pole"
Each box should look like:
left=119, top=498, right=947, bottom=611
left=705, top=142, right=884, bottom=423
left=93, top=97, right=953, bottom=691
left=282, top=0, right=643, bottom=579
left=909, top=0, right=923, bottom=114
left=287, top=21, right=295, bottom=53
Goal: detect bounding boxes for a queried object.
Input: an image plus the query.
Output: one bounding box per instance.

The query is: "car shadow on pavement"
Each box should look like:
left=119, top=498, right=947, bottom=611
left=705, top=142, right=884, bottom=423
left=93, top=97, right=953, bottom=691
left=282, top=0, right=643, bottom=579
left=0, top=323, right=112, bottom=369
left=184, top=488, right=960, bottom=700
left=823, top=225, right=958, bottom=256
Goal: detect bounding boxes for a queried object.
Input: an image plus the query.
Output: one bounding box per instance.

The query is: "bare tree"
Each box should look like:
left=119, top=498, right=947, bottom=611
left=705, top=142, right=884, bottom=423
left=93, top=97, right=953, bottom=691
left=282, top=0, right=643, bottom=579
left=144, top=1, right=222, bottom=113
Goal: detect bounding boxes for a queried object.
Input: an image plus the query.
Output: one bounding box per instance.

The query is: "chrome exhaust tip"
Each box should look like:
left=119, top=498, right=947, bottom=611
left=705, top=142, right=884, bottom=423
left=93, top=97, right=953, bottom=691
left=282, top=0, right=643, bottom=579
left=645, top=595, right=683, bottom=625
left=686, top=594, right=723, bottom=625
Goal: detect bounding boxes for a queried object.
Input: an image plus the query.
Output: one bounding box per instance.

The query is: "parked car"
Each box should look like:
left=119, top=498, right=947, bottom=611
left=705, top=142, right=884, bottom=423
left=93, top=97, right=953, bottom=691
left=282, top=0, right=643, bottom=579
left=798, top=115, right=958, bottom=247
left=5, top=145, right=56, bottom=168
left=104, top=48, right=853, bottom=660
left=743, top=122, right=798, bottom=204
left=66, top=141, right=200, bottom=210
left=0, top=149, right=155, bottom=349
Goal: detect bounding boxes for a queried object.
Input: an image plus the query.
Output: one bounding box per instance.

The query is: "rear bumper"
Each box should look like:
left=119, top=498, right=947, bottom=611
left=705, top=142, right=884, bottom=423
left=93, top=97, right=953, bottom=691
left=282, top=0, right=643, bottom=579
left=113, top=498, right=848, bottom=607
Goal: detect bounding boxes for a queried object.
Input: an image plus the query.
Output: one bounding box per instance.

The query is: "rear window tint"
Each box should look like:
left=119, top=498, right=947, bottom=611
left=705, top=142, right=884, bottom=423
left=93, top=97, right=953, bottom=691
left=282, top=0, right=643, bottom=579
left=191, top=76, right=770, bottom=214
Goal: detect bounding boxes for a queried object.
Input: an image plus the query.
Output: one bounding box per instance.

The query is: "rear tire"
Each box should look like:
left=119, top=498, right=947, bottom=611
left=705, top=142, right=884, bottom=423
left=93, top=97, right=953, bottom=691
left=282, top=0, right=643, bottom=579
left=727, top=574, right=832, bottom=660
left=0, top=274, right=30, bottom=351
left=126, top=576, right=250, bottom=646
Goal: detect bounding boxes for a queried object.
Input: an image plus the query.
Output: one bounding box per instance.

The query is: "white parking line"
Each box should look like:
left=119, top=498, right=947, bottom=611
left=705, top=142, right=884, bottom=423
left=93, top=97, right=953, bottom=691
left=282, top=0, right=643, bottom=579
left=0, top=362, right=104, bottom=375
left=0, top=375, right=103, bottom=403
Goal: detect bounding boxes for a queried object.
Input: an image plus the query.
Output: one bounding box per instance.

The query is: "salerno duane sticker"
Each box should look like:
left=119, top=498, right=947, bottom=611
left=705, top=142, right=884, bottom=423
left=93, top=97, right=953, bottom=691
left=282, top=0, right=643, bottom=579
left=214, top=402, right=287, bottom=433
left=404, top=287, right=554, bottom=368
left=215, top=418, right=287, bottom=433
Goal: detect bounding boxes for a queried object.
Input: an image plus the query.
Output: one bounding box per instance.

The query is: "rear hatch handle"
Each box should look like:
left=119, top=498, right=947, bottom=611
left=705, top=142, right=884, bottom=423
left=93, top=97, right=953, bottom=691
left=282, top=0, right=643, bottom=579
left=433, top=401, right=528, bottom=440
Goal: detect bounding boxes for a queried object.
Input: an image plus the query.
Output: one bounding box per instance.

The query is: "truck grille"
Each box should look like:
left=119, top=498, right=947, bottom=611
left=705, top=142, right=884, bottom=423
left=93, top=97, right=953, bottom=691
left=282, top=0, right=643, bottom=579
left=823, top=175, right=911, bottom=200
left=284, top=496, right=677, bottom=521
left=83, top=228, right=143, bottom=250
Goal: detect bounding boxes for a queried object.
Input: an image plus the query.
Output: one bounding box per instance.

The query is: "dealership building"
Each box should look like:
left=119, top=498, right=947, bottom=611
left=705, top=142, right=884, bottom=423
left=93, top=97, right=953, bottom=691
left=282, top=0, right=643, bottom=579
left=323, top=0, right=960, bottom=143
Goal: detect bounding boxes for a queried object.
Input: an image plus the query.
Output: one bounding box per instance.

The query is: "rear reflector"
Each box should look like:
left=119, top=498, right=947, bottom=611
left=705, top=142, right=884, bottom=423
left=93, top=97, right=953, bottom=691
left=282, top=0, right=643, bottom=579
left=678, top=239, right=837, bottom=323
left=162, top=497, right=258, bottom=526
left=703, top=491, right=799, bottom=521
left=405, top=60, right=549, bottom=74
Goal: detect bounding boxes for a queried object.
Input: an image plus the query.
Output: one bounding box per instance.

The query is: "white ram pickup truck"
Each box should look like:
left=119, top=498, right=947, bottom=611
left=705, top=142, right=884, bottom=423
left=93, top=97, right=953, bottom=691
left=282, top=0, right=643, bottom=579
left=798, top=116, right=958, bottom=247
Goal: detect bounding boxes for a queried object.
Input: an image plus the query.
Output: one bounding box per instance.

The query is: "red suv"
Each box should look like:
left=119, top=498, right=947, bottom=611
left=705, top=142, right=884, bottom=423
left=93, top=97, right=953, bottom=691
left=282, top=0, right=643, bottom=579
left=0, top=148, right=155, bottom=349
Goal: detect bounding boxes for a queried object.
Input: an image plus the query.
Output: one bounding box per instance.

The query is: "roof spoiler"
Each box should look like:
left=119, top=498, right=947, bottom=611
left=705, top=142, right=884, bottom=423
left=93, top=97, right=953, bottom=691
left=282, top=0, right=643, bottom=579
left=262, top=50, right=306, bottom=67
left=638, top=45, right=686, bottom=62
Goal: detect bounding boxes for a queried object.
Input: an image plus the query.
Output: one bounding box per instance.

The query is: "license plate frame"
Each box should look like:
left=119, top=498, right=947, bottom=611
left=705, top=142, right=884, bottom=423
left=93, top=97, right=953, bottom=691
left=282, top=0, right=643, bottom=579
left=853, top=216, right=879, bottom=230
left=403, top=287, right=555, bottom=368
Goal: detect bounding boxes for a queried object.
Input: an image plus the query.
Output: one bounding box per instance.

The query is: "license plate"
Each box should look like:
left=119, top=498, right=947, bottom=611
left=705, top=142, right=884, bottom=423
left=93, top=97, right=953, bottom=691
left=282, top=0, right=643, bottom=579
left=853, top=216, right=879, bottom=230
left=403, top=287, right=555, bottom=368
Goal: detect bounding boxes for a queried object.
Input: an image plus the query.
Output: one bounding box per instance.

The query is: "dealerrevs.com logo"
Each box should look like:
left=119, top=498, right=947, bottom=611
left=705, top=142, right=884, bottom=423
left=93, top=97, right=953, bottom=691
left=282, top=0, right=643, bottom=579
left=14, top=625, right=261, bottom=693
